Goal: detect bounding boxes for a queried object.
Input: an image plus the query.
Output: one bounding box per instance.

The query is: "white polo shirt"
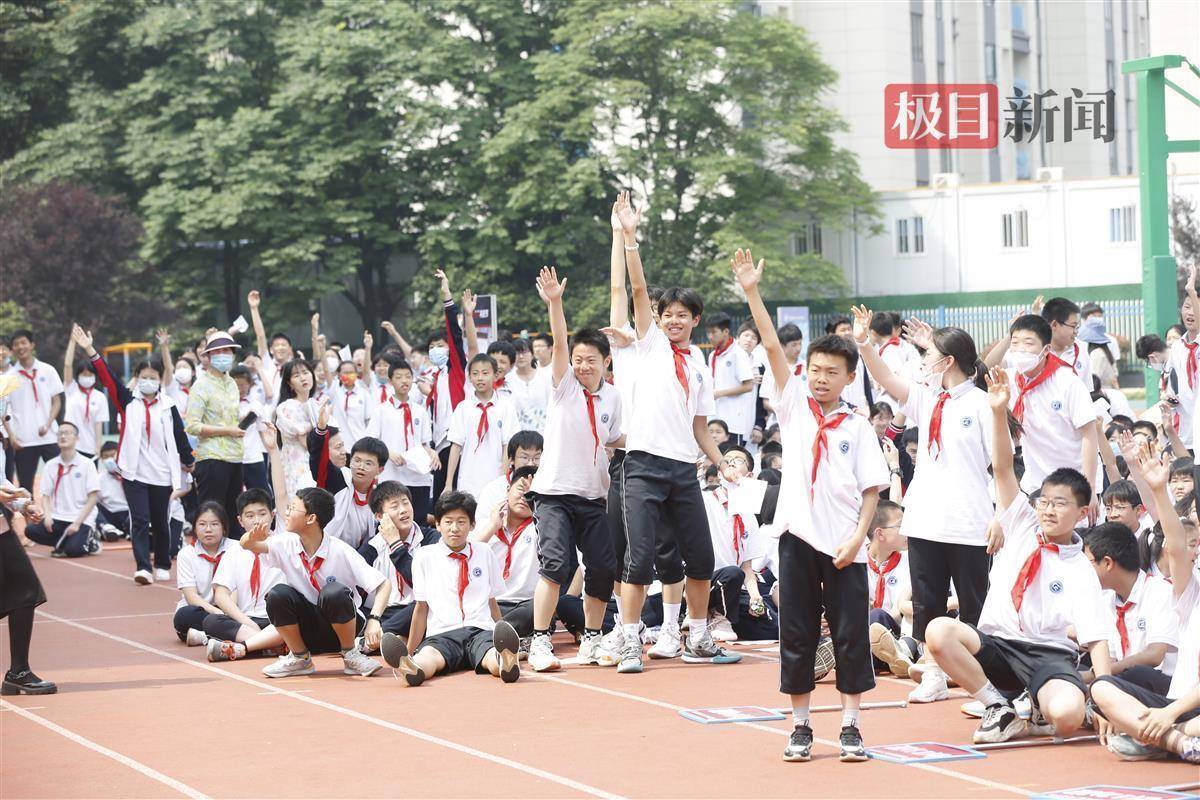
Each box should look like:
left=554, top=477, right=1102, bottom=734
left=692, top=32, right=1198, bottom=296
left=1105, top=571, right=1178, bottom=673
left=213, top=544, right=282, bottom=619
left=176, top=538, right=233, bottom=610
left=5, top=360, right=64, bottom=446
left=702, top=488, right=767, bottom=570
left=1168, top=576, right=1200, bottom=700
left=1055, top=341, right=1093, bottom=394
left=875, top=338, right=917, bottom=410
left=239, top=397, right=267, bottom=465
left=609, top=323, right=639, bottom=439
left=412, top=540, right=504, bottom=636
left=486, top=519, right=540, bottom=603
left=626, top=325, right=715, bottom=464
left=330, top=382, right=374, bottom=446
left=325, top=478, right=376, bottom=549
left=369, top=399, right=434, bottom=488
left=447, top=393, right=518, bottom=499
left=1169, top=334, right=1200, bottom=449
left=506, top=368, right=552, bottom=432
left=63, top=382, right=110, bottom=455
left=868, top=549, right=911, bottom=615
left=900, top=379, right=995, bottom=546
left=981, top=494, right=1113, bottom=652
left=426, top=368, right=472, bottom=450
left=1008, top=365, right=1095, bottom=494
left=97, top=459, right=127, bottom=512
left=40, top=455, right=99, bottom=526
left=773, top=375, right=890, bottom=564
left=709, top=342, right=756, bottom=437
left=361, top=523, right=428, bottom=609
left=530, top=371, right=622, bottom=500
left=262, top=531, right=384, bottom=606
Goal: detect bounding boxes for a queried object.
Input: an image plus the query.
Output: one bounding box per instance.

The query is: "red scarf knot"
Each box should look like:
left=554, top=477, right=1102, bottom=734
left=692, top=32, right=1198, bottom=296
left=807, top=396, right=848, bottom=493
left=299, top=551, right=325, bottom=592
left=1010, top=533, right=1060, bottom=617
left=496, top=517, right=533, bottom=581
left=868, top=551, right=902, bottom=609
left=927, top=390, right=951, bottom=458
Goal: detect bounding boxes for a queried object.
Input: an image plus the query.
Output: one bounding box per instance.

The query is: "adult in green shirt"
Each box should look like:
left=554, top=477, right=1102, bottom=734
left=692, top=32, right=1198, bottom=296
left=186, top=332, right=245, bottom=520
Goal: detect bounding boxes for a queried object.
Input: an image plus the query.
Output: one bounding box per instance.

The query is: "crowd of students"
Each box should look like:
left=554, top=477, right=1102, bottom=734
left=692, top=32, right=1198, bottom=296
left=0, top=195, right=1197, bottom=767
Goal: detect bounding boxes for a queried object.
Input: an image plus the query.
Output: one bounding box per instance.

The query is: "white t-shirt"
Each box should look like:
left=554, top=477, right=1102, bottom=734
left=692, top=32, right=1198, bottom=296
left=330, top=383, right=374, bottom=446
left=609, top=324, right=639, bottom=439
left=529, top=371, right=622, bottom=500
left=773, top=376, right=890, bottom=563
left=709, top=343, right=756, bottom=437
left=702, top=487, right=767, bottom=570
left=369, top=399, right=434, bottom=488
left=5, top=360, right=64, bottom=446
left=325, top=477, right=376, bottom=549
left=900, top=379, right=995, bottom=546
left=176, top=538, right=233, bottom=610
left=239, top=397, right=267, bottom=465
left=1167, top=575, right=1200, bottom=700
left=1104, top=571, right=1179, bottom=674
left=262, top=531, right=385, bottom=606
left=1055, top=341, right=1094, bottom=394
left=485, top=519, right=540, bottom=603
left=40, top=455, right=99, bottom=525
left=875, top=338, right=917, bottom=410
left=447, top=394, right=518, bottom=499
left=1008, top=365, right=1095, bottom=494
left=96, top=459, right=127, bottom=512
left=360, top=524, right=428, bottom=609
left=506, top=368, right=552, bottom=433
left=981, top=494, right=1113, bottom=652
left=63, top=383, right=110, bottom=455
left=1168, top=334, right=1199, bottom=449
left=213, top=544, right=282, bottom=619
left=626, top=325, right=714, bottom=463
left=412, top=540, right=504, bottom=637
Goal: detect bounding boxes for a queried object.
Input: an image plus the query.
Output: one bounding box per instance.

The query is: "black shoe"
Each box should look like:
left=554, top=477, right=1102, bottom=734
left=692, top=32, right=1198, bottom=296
left=1, top=669, right=58, bottom=696
left=380, top=632, right=425, bottom=687
left=973, top=702, right=1027, bottom=744
left=50, top=549, right=67, bottom=559
left=839, top=724, right=868, bottom=762
left=783, top=723, right=814, bottom=762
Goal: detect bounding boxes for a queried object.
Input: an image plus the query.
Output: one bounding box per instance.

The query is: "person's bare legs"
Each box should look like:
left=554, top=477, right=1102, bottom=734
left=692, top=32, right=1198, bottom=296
left=923, top=618, right=987, bottom=692
left=1036, top=679, right=1087, bottom=736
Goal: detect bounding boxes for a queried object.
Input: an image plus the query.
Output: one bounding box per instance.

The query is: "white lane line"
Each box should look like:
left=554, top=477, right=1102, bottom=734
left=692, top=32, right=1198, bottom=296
left=29, top=553, right=177, bottom=592
left=34, top=610, right=625, bottom=800
left=529, top=672, right=1034, bottom=798
left=0, top=699, right=209, bottom=799
left=2, top=612, right=176, bottom=627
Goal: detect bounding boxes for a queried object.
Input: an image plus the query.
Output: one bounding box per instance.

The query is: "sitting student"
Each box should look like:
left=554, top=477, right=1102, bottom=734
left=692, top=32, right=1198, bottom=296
left=307, top=400, right=349, bottom=493
left=173, top=501, right=233, bottom=644
left=378, top=491, right=521, bottom=686
left=1102, top=480, right=1151, bottom=540
left=241, top=486, right=390, bottom=678
left=1091, top=447, right=1200, bottom=764
left=94, top=441, right=130, bottom=541
left=325, top=437, right=388, bottom=549
left=707, top=419, right=730, bottom=446
left=443, top=354, right=518, bottom=500
left=472, top=430, right=543, bottom=528
left=368, top=361, right=439, bottom=524
left=471, top=466, right=540, bottom=638
left=205, top=488, right=287, bottom=661
left=24, top=422, right=102, bottom=558
left=1083, top=523, right=1178, bottom=695
left=866, top=500, right=915, bottom=678
left=924, top=366, right=1114, bottom=745
left=356, top=480, right=439, bottom=647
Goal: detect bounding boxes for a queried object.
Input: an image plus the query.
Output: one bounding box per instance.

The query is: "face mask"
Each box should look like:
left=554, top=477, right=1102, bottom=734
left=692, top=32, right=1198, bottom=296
left=210, top=354, right=235, bottom=373
left=377, top=373, right=389, bottom=386
left=1148, top=360, right=1168, bottom=374
left=339, top=374, right=357, bottom=388
left=137, top=378, right=161, bottom=396
left=428, top=346, right=449, bottom=368
left=77, top=374, right=96, bottom=389
left=324, top=355, right=339, bottom=372
left=175, top=365, right=193, bottom=384
left=101, top=458, right=117, bottom=472
left=916, top=357, right=949, bottom=388
left=1004, top=350, right=1041, bottom=375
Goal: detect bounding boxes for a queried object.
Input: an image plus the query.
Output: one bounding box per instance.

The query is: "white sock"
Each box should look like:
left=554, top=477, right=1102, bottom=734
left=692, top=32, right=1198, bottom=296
left=663, top=602, right=681, bottom=630
left=623, top=622, right=640, bottom=644
left=842, top=709, right=860, bottom=728
left=615, top=595, right=626, bottom=622
left=973, top=681, right=1006, bottom=708
left=793, top=702, right=811, bottom=729
left=688, top=617, right=708, bottom=643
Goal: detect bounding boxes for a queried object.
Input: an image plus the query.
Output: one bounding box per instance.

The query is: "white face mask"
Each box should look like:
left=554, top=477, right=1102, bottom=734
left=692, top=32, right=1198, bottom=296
left=101, top=457, right=117, bottom=472
left=1148, top=360, right=1168, bottom=374
left=175, top=365, right=193, bottom=385
left=324, top=355, right=339, bottom=373
left=77, top=374, right=96, bottom=389
left=137, top=378, right=161, bottom=397
left=916, top=356, right=950, bottom=388
left=1004, top=350, right=1041, bottom=375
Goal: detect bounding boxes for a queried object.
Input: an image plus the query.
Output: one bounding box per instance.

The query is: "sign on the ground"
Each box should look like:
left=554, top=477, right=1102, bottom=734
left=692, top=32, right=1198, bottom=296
left=867, top=742, right=985, bottom=764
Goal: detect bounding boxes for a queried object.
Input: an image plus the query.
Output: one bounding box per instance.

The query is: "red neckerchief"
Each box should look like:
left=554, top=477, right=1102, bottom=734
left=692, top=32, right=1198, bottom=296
left=794, top=362, right=805, bottom=376
left=807, top=396, right=848, bottom=493
left=670, top=342, right=691, bottom=403
left=584, top=386, right=601, bottom=463
left=342, top=384, right=355, bottom=413
left=448, top=544, right=472, bottom=619
left=1011, top=533, right=1060, bottom=617
left=710, top=338, right=732, bottom=377
left=1115, top=599, right=1134, bottom=658
left=199, top=550, right=224, bottom=577
left=250, top=553, right=263, bottom=600
left=142, top=397, right=158, bottom=440
left=878, top=336, right=901, bottom=355
left=494, top=376, right=507, bottom=391
left=475, top=402, right=493, bottom=451
left=1185, top=339, right=1198, bottom=389
left=352, top=481, right=375, bottom=507
left=426, top=369, right=441, bottom=418
left=299, top=550, right=324, bottom=592
left=731, top=513, right=746, bottom=564
left=1012, top=356, right=1066, bottom=423
left=53, top=462, right=75, bottom=498
left=379, top=384, right=389, bottom=404
left=868, top=551, right=902, bottom=609
left=18, top=368, right=38, bottom=402
left=80, top=385, right=95, bottom=420
left=394, top=399, right=414, bottom=449
left=496, top=517, right=533, bottom=580
left=1068, top=343, right=1081, bottom=375
left=927, top=390, right=951, bottom=458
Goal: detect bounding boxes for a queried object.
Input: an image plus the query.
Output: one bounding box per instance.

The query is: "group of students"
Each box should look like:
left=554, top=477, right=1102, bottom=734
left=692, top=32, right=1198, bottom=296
left=0, top=197, right=1197, bottom=769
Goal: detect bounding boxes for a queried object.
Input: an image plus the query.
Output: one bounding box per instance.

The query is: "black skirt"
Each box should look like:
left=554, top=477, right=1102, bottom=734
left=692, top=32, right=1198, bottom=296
left=0, top=528, right=47, bottom=619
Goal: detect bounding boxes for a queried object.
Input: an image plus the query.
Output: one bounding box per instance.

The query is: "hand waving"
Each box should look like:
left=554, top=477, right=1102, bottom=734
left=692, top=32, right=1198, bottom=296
left=535, top=266, right=567, bottom=303
left=730, top=248, right=764, bottom=292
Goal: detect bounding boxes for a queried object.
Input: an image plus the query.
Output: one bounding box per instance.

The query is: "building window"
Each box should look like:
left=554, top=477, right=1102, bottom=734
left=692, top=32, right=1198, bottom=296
left=1002, top=209, right=1029, bottom=248
left=911, top=12, right=924, bottom=62
left=1109, top=205, right=1136, bottom=242
left=791, top=223, right=823, bottom=256
left=1106, top=59, right=1116, bottom=89
left=896, top=216, right=925, bottom=255
left=1012, top=2, right=1026, bottom=32
left=985, top=44, right=997, bottom=82
left=1016, top=149, right=1031, bottom=180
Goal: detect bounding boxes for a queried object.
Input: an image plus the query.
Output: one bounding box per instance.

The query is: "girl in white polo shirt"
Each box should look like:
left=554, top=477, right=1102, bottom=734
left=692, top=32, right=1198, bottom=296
left=174, top=501, right=233, bottom=643
left=61, top=336, right=109, bottom=459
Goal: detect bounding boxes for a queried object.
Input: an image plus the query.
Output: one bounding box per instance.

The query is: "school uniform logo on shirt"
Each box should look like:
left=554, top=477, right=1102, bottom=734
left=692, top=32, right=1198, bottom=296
left=887, top=575, right=898, bottom=586
left=471, top=566, right=483, bottom=578
left=325, top=576, right=337, bottom=583
left=1136, top=618, right=1147, bottom=630
left=1049, top=580, right=1063, bottom=594
left=1050, top=400, right=1063, bottom=411
left=838, top=440, right=850, bottom=454
left=960, top=416, right=973, bottom=428
left=601, top=413, right=610, bottom=424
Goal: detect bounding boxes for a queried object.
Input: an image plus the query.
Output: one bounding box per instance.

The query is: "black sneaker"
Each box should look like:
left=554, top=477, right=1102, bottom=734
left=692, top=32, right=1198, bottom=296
left=973, top=702, right=1027, bottom=744
left=783, top=724, right=814, bottom=762
left=50, top=549, right=68, bottom=559
left=839, top=724, right=868, bottom=762
left=1, top=669, right=57, bottom=696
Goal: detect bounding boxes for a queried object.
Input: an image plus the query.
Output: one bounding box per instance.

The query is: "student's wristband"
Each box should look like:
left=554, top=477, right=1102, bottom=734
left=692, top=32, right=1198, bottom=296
left=368, top=614, right=382, bottom=622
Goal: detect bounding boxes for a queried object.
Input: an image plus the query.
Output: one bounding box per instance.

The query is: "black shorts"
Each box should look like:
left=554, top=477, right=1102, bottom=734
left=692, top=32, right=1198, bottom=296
left=417, top=626, right=494, bottom=675
left=1091, top=675, right=1200, bottom=723
left=533, top=493, right=615, bottom=599
left=970, top=626, right=1085, bottom=700
left=619, top=450, right=712, bottom=585
left=202, top=614, right=270, bottom=642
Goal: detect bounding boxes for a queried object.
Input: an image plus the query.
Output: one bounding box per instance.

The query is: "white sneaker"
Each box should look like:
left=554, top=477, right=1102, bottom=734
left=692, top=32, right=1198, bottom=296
left=908, top=667, right=950, bottom=703
left=185, top=628, right=208, bottom=647
left=342, top=647, right=383, bottom=677
left=576, top=632, right=606, bottom=666
left=133, top=569, right=152, bottom=585
left=527, top=633, right=561, bottom=672
left=595, top=627, right=625, bottom=667
left=154, top=568, right=171, bottom=582
left=262, top=652, right=315, bottom=678
left=206, top=639, right=246, bottom=662
left=648, top=624, right=683, bottom=659
left=709, top=613, right=737, bottom=642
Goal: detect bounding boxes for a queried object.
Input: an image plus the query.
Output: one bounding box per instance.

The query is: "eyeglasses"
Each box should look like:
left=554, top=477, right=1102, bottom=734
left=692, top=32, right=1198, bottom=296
left=1034, top=497, right=1076, bottom=511
left=1104, top=503, right=1134, bottom=514
left=876, top=524, right=901, bottom=530
left=722, top=456, right=751, bottom=467
left=1058, top=320, right=1079, bottom=330
left=349, top=457, right=378, bottom=469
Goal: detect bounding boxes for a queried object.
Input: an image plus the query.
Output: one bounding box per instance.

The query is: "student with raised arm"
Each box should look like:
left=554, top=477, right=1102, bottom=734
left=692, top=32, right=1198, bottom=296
left=60, top=334, right=107, bottom=460
left=850, top=306, right=999, bottom=703
left=425, top=269, right=475, bottom=499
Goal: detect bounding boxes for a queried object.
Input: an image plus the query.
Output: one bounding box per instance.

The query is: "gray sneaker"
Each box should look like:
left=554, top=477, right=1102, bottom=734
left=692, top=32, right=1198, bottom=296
left=682, top=631, right=743, bottom=664
left=262, top=652, right=315, bottom=678
left=616, top=638, right=644, bottom=674
left=342, top=646, right=383, bottom=677
left=1107, top=732, right=1168, bottom=761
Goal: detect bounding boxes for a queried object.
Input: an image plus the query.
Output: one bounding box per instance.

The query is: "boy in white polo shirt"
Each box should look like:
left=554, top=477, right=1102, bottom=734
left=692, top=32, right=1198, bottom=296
left=443, top=354, right=518, bottom=501
left=472, top=466, right=541, bottom=639
left=325, top=437, right=387, bottom=549
left=4, top=329, right=64, bottom=490
left=24, top=422, right=100, bottom=558
left=706, top=312, right=755, bottom=446
left=523, top=268, right=622, bottom=671
left=866, top=500, right=915, bottom=678
left=241, top=486, right=389, bottom=678
left=925, top=365, right=1114, bottom=745
left=733, top=250, right=888, bottom=763
left=379, top=491, right=521, bottom=686
left=368, top=361, right=438, bottom=524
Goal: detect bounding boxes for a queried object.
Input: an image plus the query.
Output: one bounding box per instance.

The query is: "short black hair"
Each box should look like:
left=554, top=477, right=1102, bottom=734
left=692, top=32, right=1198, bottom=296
left=58, top=420, right=79, bottom=434
left=237, top=488, right=274, bottom=514
left=194, top=500, right=231, bottom=534
left=1041, top=297, right=1081, bottom=326
left=777, top=323, right=803, bottom=347
left=869, top=311, right=895, bottom=337
left=75, top=360, right=96, bottom=377
left=570, top=328, right=611, bottom=360
left=508, top=430, right=544, bottom=459
left=656, top=287, right=704, bottom=319
left=1080, top=302, right=1103, bottom=319
left=1041, top=467, right=1092, bottom=508
left=807, top=333, right=858, bottom=372
left=9, top=328, right=34, bottom=345
left=1083, top=522, right=1140, bottom=572
left=99, top=440, right=118, bottom=454
left=871, top=499, right=903, bottom=532
left=825, top=315, right=851, bottom=335
left=512, top=338, right=531, bottom=355
left=736, top=321, right=759, bottom=341
left=350, top=436, right=389, bottom=468
left=372, top=351, right=402, bottom=370
left=468, top=353, right=497, bottom=373
left=388, top=360, right=413, bottom=379
left=509, top=464, right=538, bottom=485
left=1101, top=479, right=1141, bottom=508
left=296, top=487, right=336, bottom=529
left=628, top=287, right=666, bottom=318
left=1135, top=334, right=1166, bottom=361
left=870, top=401, right=894, bottom=419
left=530, top=333, right=553, bottom=348
left=1170, top=457, right=1194, bottom=482
left=369, top=480, right=412, bottom=514
left=760, top=440, right=783, bottom=456
left=424, top=331, right=447, bottom=350
left=1131, top=419, right=1158, bottom=440
left=708, top=418, right=729, bottom=434
left=1009, top=314, right=1052, bottom=346
left=487, top=340, right=517, bottom=364
left=434, top=490, right=477, bottom=524
left=230, top=365, right=253, bottom=381
left=722, top=442, right=754, bottom=468
left=270, top=331, right=292, bottom=347
left=705, top=312, right=733, bottom=333
left=132, top=357, right=165, bottom=378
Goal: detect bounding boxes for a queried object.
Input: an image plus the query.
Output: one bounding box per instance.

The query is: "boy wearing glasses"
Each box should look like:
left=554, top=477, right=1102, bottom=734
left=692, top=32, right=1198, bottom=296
left=924, top=366, right=1114, bottom=745
left=326, top=438, right=389, bottom=549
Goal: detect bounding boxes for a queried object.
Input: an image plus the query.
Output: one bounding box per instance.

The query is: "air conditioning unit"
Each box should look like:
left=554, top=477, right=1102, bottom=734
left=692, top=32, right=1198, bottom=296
left=1036, top=166, right=1064, bottom=182
left=932, top=172, right=961, bottom=189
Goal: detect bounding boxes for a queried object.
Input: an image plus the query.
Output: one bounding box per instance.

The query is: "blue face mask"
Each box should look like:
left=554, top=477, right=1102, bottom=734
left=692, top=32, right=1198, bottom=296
left=210, top=354, right=235, bottom=373
left=428, top=346, right=449, bottom=368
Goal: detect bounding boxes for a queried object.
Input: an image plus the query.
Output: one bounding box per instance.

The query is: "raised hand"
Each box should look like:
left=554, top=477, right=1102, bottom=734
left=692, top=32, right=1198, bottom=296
left=1137, top=443, right=1168, bottom=490
left=72, top=324, right=93, bottom=352
left=247, top=289, right=261, bottom=309
left=614, top=191, right=642, bottom=235
left=381, top=320, right=396, bottom=335
left=984, top=366, right=1011, bottom=409
left=1030, top=294, right=1045, bottom=315
left=155, top=328, right=171, bottom=347
left=316, top=396, right=331, bottom=429
left=730, top=248, right=764, bottom=292
left=901, top=317, right=933, bottom=351
left=435, top=268, right=451, bottom=300
left=362, top=330, right=373, bottom=353
left=1188, top=262, right=1199, bottom=301
left=258, top=421, right=279, bottom=451
left=849, top=305, right=872, bottom=345
left=881, top=438, right=900, bottom=470
left=610, top=199, right=622, bottom=232
left=600, top=326, right=634, bottom=348
left=461, top=289, right=477, bottom=315
left=246, top=521, right=270, bottom=544
left=310, top=312, right=320, bottom=331
left=535, top=266, right=567, bottom=303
